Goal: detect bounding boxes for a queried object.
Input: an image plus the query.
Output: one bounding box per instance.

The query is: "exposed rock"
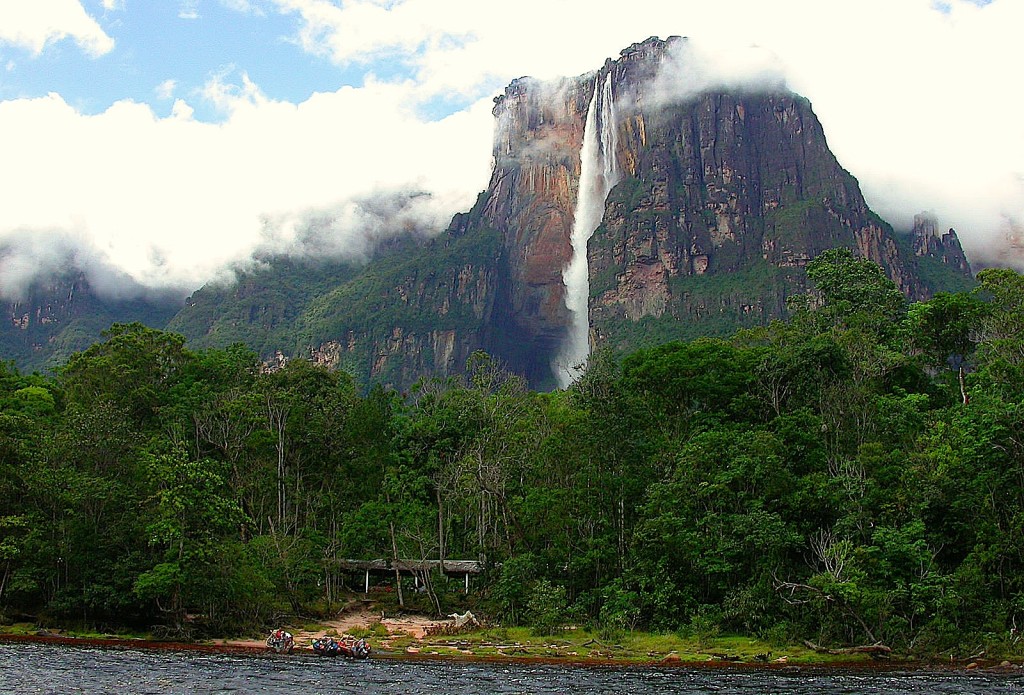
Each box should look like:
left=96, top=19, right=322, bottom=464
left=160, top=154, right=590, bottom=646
left=912, top=212, right=972, bottom=277
left=0, top=270, right=180, bottom=372
left=293, top=36, right=976, bottom=389
left=466, top=36, right=975, bottom=375
left=9, top=36, right=976, bottom=390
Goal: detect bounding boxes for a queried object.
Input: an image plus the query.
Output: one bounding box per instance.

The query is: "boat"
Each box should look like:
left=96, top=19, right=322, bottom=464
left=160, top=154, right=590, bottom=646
left=312, top=635, right=371, bottom=659
left=266, top=629, right=295, bottom=654
left=311, top=636, right=341, bottom=656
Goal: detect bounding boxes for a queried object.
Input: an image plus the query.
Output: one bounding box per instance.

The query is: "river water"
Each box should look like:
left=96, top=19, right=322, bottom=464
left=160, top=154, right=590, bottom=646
left=1, top=643, right=1022, bottom=694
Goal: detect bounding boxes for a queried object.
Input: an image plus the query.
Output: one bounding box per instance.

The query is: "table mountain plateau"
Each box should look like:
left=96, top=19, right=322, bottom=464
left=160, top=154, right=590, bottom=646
left=2, top=37, right=974, bottom=388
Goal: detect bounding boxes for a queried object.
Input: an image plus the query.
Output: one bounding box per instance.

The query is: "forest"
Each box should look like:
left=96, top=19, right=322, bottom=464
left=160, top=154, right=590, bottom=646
left=2, top=248, right=1024, bottom=656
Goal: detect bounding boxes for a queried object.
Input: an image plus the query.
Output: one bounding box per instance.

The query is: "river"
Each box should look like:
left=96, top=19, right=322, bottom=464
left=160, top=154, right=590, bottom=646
left=1, top=643, right=1022, bottom=694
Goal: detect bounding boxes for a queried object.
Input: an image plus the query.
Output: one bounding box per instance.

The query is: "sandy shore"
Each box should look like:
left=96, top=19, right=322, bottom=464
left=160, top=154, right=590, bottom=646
left=0, top=605, right=451, bottom=659
left=211, top=602, right=446, bottom=651
left=4, top=605, right=1020, bottom=673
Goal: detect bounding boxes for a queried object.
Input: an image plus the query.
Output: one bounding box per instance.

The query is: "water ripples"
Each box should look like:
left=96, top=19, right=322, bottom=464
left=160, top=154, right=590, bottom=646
left=2, top=643, right=1023, bottom=694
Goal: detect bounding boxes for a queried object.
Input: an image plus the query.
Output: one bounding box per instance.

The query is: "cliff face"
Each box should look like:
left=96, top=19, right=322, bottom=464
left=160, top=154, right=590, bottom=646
left=1, top=272, right=180, bottom=372
left=298, top=225, right=501, bottom=389
left=167, top=227, right=502, bottom=390
left=469, top=36, right=973, bottom=374
left=480, top=76, right=592, bottom=383
left=8, top=36, right=974, bottom=387
left=911, top=212, right=972, bottom=277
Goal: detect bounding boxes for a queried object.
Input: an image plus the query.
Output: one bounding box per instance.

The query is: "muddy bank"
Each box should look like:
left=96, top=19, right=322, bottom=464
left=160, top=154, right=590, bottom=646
left=4, top=631, right=1022, bottom=675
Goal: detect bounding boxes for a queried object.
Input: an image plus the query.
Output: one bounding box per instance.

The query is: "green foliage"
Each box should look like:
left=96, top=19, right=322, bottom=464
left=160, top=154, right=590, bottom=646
left=166, top=256, right=364, bottom=357
left=807, top=248, right=907, bottom=334
left=972, top=268, right=1024, bottom=398
left=593, top=260, right=800, bottom=354
left=684, top=605, right=722, bottom=648
left=526, top=579, right=570, bottom=637
left=295, top=230, right=502, bottom=384
left=595, top=577, right=646, bottom=638
left=493, top=554, right=540, bottom=626
left=6, top=270, right=1024, bottom=657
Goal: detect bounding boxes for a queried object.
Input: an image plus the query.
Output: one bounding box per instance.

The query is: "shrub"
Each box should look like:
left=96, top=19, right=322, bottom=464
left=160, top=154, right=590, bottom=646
left=684, top=605, right=721, bottom=648
left=527, top=579, right=569, bottom=637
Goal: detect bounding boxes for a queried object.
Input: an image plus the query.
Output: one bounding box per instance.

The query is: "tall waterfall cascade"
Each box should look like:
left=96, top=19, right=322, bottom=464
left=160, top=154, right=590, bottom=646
left=555, top=73, right=620, bottom=388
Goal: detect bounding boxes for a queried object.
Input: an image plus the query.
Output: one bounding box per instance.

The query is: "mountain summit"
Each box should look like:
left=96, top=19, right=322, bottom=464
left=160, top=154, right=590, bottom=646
left=439, top=36, right=972, bottom=387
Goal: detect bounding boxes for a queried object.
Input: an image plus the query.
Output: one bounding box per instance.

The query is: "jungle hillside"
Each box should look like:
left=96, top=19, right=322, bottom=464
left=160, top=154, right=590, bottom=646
left=2, top=250, right=1024, bottom=658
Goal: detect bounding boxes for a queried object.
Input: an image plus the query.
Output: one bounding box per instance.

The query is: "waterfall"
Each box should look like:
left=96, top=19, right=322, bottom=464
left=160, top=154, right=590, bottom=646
left=555, top=73, right=620, bottom=388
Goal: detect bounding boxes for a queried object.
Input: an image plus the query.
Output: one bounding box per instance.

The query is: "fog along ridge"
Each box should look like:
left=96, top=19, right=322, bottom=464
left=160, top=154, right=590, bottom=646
left=0, top=37, right=975, bottom=390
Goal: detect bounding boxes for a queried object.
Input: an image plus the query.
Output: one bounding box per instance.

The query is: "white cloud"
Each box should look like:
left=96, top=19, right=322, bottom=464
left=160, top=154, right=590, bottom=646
left=0, top=0, right=1021, bottom=300
left=0, top=0, right=114, bottom=57
left=271, top=0, right=443, bottom=65
left=267, top=0, right=1023, bottom=264
left=0, top=78, right=493, bottom=292
left=220, top=0, right=265, bottom=14
left=179, top=1, right=201, bottom=20
left=648, top=39, right=787, bottom=106
left=155, top=79, right=178, bottom=100
left=170, top=98, right=194, bottom=119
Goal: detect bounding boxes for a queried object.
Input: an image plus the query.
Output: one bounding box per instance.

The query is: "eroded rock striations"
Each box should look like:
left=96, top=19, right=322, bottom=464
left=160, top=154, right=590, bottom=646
left=1, top=36, right=975, bottom=388
left=185, top=36, right=973, bottom=390
left=464, top=36, right=973, bottom=380
left=1, top=271, right=180, bottom=372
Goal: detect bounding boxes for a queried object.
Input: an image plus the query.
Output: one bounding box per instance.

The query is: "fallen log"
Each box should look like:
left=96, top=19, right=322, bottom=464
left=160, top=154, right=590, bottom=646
left=802, top=640, right=892, bottom=658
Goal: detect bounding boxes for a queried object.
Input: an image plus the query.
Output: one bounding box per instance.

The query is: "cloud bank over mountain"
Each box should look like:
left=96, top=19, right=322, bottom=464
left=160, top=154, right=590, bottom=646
left=0, top=0, right=1019, bottom=297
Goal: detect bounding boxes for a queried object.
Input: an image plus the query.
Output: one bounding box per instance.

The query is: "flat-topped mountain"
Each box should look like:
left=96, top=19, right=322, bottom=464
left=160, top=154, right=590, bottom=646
left=1, top=37, right=974, bottom=386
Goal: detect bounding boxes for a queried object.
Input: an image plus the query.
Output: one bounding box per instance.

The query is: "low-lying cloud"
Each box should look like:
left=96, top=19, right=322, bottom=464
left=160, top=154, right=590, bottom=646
left=0, top=0, right=1020, bottom=303
left=0, top=229, right=169, bottom=303
left=264, top=0, right=1023, bottom=270
left=256, top=188, right=468, bottom=262
left=0, top=77, right=494, bottom=299
left=649, top=37, right=788, bottom=105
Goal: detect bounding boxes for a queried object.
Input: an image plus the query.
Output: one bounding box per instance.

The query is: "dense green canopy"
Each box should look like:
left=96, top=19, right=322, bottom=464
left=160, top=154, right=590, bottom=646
left=1, top=257, right=1023, bottom=655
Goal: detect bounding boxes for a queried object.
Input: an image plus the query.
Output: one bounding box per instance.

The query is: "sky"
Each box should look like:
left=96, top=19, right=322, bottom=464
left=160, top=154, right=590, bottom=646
left=0, top=0, right=1020, bottom=300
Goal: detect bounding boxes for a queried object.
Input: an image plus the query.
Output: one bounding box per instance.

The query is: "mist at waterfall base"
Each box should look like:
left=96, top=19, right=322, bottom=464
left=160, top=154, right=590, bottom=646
left=554, top=74, right=621, bottom=389
left=3, top=643, right=1023, bottom=694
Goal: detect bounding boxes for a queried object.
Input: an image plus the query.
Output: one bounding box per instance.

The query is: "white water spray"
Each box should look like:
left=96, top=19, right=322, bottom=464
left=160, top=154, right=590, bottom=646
left=555, top=73, right=620, bottom=388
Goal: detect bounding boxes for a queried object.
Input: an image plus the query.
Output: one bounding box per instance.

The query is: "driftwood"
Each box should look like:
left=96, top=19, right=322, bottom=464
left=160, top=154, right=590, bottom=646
left=422, top=611, right=481, bottom=637
left=803, top=640, right=892, bottom=658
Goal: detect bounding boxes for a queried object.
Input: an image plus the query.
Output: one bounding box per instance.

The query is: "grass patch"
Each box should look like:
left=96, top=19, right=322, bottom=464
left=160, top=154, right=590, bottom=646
left=348, top=621, right=389, bottom=639
left=400, top=625, right=881, bottom=665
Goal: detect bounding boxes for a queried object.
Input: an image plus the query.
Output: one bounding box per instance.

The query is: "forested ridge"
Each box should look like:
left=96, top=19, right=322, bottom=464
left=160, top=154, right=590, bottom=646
left=2, top=249, right=1024, bottom=656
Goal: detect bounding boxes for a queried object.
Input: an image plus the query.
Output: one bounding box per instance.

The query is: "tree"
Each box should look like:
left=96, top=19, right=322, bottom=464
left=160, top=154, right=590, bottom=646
left=134, top=446, right=244, bottom=633
left=906, top=292, right=988, bottom=404
left=806, top=248, right=907, bottom=338
left=973, top=268, right=1024, bottom=398
left=60, top=323, right=191, bottom=429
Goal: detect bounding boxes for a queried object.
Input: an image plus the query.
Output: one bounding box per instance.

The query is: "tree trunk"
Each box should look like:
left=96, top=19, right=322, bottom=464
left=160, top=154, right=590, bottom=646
left=419, top=569, right=443, bottom=616
left=436, top=488, right=445, bottom=567
left=389, top=524, right=404, bottom=609
left=384, top=486, right=404, bottom=609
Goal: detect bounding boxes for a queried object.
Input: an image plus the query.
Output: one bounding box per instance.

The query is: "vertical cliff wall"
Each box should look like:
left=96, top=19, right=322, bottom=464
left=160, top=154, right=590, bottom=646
left=470, top=36, right=973, bottom=384
left=155, top=36, right=975, bottom=393
left=1, top=272, right=180, bottom=372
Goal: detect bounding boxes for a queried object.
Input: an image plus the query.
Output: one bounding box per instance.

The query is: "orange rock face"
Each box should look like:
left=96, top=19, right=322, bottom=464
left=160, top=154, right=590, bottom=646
left=471, top=37, right=972, bottom=379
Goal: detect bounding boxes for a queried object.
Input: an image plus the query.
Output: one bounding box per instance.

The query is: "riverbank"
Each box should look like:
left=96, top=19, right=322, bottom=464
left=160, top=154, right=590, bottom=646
left=2, top=630, right=1021, bottom=676
left=2, top=612, right=1021, bottom=674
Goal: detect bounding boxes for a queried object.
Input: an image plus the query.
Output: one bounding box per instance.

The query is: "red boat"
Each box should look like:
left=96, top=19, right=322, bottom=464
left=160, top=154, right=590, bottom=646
left=266, top=629, right=294, bottom=654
